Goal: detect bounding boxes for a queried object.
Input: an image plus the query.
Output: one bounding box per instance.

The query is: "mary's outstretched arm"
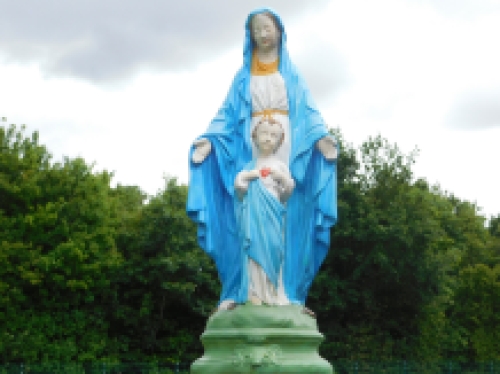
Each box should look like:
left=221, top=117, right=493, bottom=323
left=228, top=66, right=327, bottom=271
left=186, top=70, right=251, bottom=305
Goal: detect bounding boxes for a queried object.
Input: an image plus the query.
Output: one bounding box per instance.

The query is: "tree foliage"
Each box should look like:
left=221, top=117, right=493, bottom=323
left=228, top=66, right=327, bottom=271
left=1, top=124, right=498, bottom=363
left=0, top=125, right=121, bottom=361
left=109, top=179, right=218, bottom=362
left=309, top=133, right=497, bottom=362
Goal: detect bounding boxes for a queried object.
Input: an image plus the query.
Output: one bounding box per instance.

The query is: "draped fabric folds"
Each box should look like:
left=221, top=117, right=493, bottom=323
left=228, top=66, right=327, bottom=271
left=186, top=8, right=337, bottom=305
left=235, top=163, right=285, bottom=297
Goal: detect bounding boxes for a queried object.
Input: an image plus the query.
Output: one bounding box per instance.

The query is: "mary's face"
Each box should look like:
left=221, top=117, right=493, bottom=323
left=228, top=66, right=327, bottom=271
left=251, top=13, right=280, bottom=53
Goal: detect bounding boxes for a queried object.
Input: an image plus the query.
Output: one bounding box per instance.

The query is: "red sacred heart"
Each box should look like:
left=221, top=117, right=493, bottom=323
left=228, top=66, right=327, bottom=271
left=260, top=167, right=271, bottom=178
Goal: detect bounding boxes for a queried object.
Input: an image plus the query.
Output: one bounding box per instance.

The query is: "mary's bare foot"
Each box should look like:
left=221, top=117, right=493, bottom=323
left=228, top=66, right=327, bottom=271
left=302, top=306, right=316, bottom=318
left=226, top=301, right=238, bottom=310
left=210, top=300, right=238, bottom=316
left=249, top=294, right=263, bottom=305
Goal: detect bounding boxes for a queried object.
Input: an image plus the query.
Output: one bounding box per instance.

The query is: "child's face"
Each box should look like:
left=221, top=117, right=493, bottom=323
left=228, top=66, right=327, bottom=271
left=254, top=121, right=283, bottom=156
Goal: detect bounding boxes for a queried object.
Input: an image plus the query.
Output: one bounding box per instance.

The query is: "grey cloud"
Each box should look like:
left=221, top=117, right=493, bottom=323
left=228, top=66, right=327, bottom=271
left=0, top=0, right=329, bottom=83
left=446, top=88, right=500, bottom=129
left=294, top=42, right=352, bottom=105
left=421, top=0, right=500, bottom=20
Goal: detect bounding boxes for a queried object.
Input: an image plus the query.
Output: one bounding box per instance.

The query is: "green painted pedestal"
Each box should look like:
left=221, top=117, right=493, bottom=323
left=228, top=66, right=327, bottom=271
left=191, top=304, right=333, bottom=373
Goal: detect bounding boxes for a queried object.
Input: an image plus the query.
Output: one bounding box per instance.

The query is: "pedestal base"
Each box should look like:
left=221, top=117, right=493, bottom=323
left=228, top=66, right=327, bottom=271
left=191, top=304, right=333, bottom=373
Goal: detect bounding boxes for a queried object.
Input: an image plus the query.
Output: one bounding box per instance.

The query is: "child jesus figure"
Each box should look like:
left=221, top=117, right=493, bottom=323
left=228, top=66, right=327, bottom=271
left=234, top=117, right=295, bottom=307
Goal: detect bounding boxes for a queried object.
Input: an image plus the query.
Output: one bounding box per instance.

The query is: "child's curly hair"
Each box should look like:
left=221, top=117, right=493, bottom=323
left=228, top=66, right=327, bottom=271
left=251, top=117, right=285, bottom=151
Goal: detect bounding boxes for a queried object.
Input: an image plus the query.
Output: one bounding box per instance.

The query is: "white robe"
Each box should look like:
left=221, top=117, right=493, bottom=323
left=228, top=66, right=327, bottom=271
left=248, top=71, right=292, bottom=306
left=220, top=70, right=294, bottom=310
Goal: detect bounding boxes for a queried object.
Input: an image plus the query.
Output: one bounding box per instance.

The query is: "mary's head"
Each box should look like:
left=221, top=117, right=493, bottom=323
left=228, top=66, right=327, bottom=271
left=249, top=12, right=281, bottom=53
left=243, top=8, right=288, bottom=65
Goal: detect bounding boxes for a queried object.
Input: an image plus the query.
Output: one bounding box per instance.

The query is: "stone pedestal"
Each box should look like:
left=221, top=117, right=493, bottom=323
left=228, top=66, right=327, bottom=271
left=191, top=304, right=333, bottom=373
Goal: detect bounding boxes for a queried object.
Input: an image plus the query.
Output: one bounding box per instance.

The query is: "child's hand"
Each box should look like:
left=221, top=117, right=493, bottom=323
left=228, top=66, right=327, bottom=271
left=248, top=169, right=260, bottom=180
left=269, top=168, right=285, bottom=183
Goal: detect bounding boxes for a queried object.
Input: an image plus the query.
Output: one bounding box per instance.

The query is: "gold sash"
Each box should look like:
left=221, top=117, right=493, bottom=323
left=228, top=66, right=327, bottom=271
left=252, top=109, right=289, bottom=118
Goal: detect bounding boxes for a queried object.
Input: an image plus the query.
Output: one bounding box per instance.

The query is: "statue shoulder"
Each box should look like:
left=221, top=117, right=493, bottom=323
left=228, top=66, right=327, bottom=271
left=233, top=66, right=250, bottom=85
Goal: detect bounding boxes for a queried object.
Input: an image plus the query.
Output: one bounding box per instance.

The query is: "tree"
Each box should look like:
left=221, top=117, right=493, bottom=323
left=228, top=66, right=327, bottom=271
left=2, top=124, right=498, bottom=363
left=450, top=264, right=500, bottom=360
left=110, top=178, right=219, bottom=362
left=310, top=134, right=495, bottom=361
left=0, top=125, right=121, bottom=362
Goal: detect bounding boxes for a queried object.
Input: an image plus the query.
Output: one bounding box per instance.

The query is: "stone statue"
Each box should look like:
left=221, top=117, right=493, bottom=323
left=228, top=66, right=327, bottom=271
left=187, top=8, right=337, bottom=312
left=234, top=117, right=295, bottom=308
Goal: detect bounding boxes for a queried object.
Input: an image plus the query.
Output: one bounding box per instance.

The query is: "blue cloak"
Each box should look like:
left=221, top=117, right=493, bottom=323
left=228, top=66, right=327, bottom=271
left=187, top=8, right=337, bottom=305
left=235, top=161, right=286, bottom=298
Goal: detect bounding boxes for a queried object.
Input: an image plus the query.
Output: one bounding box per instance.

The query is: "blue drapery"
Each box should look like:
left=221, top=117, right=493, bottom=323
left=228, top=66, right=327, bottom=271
left=235, top=161, right=285, bottom=297
left=187, top=8, right=337, bottom=305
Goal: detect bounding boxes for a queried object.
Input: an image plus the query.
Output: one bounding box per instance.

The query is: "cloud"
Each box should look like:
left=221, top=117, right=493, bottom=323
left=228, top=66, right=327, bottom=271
left=294, top=41, right=352, bottom=105
left=446, top=88, right=500, bottom=129
left=0, top=0, right=329, bottom=83
left=421, top=0, right=500, bottom=20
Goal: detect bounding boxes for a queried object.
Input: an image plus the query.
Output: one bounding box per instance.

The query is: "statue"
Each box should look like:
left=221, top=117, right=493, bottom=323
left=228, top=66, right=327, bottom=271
left=188, top=8, right=338, bottom=373
left=234, top=117, right=295, bottom=308
left=187, top=8, right=337, bottom=313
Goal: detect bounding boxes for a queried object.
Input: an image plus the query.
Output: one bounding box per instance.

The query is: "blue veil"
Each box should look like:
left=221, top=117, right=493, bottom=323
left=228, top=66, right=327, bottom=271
left=187, top=8, right=337, bottom=305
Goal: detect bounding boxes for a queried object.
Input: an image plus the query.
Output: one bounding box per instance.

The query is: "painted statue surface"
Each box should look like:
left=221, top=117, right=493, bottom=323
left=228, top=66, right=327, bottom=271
left=235, top=118, right=295, bottom=307
left=187, top=8, right=338, bottom=311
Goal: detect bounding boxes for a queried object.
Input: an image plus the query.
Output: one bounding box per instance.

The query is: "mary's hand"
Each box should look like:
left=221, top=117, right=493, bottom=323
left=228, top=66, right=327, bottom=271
left=192, top=138, right=212, bottom=163
left=316, top=136, right=338, bottom=161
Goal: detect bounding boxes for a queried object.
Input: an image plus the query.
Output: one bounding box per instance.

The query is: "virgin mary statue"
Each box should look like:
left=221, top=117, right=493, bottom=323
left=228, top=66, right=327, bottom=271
left=187, top=8, right=337, bottom=309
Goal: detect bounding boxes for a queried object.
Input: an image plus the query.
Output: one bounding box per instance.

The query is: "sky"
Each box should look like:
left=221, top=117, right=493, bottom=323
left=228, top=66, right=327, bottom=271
left=1, top=0, right=499, bottom=218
